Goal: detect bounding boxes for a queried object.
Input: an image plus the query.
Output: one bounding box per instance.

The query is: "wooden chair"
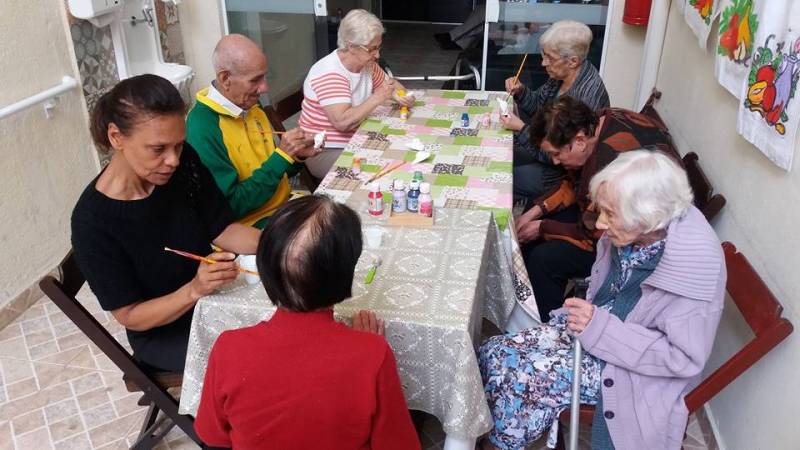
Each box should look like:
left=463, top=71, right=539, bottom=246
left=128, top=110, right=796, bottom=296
left=39, top=252, right=205, bottom=450
left=555, top=242, right=794, bottom=449
left=639, top=89, right=727, bottom=222
left=263, top=91, right=320, bottom=191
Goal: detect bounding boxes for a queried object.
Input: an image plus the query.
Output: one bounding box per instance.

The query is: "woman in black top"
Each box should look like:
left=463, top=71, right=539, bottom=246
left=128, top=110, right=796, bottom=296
left=71, top=75, right=261, bottom=372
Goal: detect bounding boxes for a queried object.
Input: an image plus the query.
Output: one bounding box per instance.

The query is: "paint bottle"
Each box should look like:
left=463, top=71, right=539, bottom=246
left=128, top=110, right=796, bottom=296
left=407, top=180, right=421, bottom=213
left=413, top=170, right=424, bottom=183
left=368, top=182, right=384, bottom=216
left=392, top=179, right=407, bottom=213
left=461, top=112, right=470, bottom=128
left=481, top=113, right=491, bottom=128
left=397, top=89, right=409, bottom=120
left=418, top=182, right=433, bottom=217
left=352, top=157, right=362, bottom=175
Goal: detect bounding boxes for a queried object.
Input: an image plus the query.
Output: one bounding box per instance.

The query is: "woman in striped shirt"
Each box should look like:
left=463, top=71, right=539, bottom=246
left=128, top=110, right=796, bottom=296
left=299, top=9, right=414, bottom=179
left=502, top=20, right=610, bottom=209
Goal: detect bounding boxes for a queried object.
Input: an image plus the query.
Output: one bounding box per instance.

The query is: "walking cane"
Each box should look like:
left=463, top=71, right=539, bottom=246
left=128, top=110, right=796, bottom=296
left=569, top=278, right=591, bottom=450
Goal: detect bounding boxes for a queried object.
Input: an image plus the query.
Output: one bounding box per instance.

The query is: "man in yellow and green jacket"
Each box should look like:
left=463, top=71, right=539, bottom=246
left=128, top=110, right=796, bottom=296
left=187, top=34, right=319, bottom=228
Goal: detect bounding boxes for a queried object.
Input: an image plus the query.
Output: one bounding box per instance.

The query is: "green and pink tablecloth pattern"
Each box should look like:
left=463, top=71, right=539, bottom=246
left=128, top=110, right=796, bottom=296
left=316, top=89, right=538, bottom=322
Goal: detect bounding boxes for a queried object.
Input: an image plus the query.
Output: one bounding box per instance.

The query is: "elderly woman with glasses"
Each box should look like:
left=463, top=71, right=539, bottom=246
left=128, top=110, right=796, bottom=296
left=502, top=20, right=610, bottom=208
left=479, top=150, right=725, bottom=450
left=299, top=9, right=414, bottom=178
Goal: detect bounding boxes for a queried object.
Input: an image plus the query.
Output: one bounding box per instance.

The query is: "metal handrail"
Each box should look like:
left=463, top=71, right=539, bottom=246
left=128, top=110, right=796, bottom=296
left=0, top=76, right=79, bottom=120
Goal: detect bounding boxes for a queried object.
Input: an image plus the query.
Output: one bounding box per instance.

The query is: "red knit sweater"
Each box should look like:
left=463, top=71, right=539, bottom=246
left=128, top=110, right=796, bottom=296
left=194, top=308, right=421, bottom=449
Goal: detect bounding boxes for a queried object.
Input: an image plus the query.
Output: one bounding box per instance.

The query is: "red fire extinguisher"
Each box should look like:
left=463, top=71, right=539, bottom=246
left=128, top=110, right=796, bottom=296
left=623, top=0, right=653, bottom=26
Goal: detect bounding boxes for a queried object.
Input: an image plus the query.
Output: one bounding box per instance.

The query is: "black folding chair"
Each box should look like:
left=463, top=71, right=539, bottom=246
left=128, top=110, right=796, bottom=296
left=39, top=251, right=204, bottom=450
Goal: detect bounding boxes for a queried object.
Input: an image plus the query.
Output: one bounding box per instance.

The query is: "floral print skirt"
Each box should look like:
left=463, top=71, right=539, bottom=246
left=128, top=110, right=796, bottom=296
left=478, top=314, right=603, bottom=449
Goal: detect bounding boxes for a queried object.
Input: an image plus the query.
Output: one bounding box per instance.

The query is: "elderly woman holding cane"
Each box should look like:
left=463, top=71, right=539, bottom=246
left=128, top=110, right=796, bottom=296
left=478, top=150, right=726, bottom=450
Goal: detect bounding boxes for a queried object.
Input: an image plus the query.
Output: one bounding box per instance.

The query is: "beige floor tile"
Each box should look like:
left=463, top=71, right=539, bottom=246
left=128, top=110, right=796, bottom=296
left=17, top=304, right=47, bottom=322
left=33, top=361, right=96, bottom=390
left=53, top=431, right=92, bottom=450
left=44, top=398, right=80, bottom=425
left=112, top=393, right=143, bottom=418
left=24, top=327, right=56, bottom=348
left=52, top=321, right=79, bottom=338
left=76, top=387, right=111, bottom=413
left=82, top=402, right=118, bottom=428
left=0, top=356, right=34, bottom=384
left=88, top=411, right=142, bottom=448
left=0, top=337, right=28, bottom=359
left=48, top=415, right=84, bottom=442
left=47, top=310, right=69, bottom=326
left=0, top=324, right=22, bottom=343
left=0, top=381, right=71, bottom=421
left=95, top=438, right=129, bottom=450
left=15, top=426, right=55, bottom=450
left=10, top=409, right=45, bottom=436
left=70, top=372, right=104, bottom=396
left=55, top=333, right=88, bottom=353
left=6, top=377, right=38, bottom=400
left=29, top=340, right=61, bottom=360
left=0, top=421, right=13, bottom=450
left=100, top=372, right=130, bottom=401
left=166, top=435, right=200, bottom=449
left=19, top=316, right=50, bottom=335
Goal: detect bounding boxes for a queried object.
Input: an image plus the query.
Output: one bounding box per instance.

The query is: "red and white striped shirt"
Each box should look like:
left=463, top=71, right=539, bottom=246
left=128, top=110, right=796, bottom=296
left=299, top=50, right=386, bottom=148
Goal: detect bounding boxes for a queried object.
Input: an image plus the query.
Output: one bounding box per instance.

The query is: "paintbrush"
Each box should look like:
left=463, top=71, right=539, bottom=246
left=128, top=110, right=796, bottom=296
left=164, top=247, right=259, bottom=276
left=506, top=53, right=529, bottom=102
left=366, top=160, right=405, bottom=183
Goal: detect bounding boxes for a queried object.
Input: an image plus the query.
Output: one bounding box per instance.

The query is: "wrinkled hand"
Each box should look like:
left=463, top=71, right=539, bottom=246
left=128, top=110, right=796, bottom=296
left=516, top=219, right=541, bottom=244
left=564, top=297, right=595, bottom=334
left=351, top=309, right=385, bottom=336
left=292, top=131, right=322, bottom=159
left=279, top=128, right=314, bottom=157
left=505, top=76, right=524, bottom=96
left=188, top=252, right=237, bottom=301
left=374, top=78, right=396, bottom=103
left=500, top=112, right=525, bottom=131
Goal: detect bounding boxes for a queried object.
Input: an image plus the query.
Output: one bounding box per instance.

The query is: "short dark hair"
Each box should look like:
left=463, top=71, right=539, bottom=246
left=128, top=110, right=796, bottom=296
left=90, top=74, right=186, bottom=153
left=256, top=195, right=363, bottom=312
left=530, top=96, right=599, bottom=148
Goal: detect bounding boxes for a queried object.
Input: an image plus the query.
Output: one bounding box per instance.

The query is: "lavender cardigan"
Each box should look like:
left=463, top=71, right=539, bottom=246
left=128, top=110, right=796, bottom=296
left=578, top=206, right=726, bottom=450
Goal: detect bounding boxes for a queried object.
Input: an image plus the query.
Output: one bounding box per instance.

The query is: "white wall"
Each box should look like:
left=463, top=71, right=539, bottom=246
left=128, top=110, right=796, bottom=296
left=177, top=0, right=226, bottom=96
left=0, top=1, right=99, bottom=306
left=652, top=5, right=800, bottom=450
left=599, top=0, right=647, bottom=109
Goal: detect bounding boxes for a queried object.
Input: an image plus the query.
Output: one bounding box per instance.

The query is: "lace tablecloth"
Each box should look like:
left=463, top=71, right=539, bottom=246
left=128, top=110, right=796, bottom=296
left=179, top=209, right=517, bottom=439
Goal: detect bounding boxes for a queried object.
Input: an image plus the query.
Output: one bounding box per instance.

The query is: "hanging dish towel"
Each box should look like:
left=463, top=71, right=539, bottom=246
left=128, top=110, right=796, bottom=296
left=737, top=0, right=800, bottom=170
left=715, top=0, right=762, bottom=98
left=685, top=0, right=722, bottom=49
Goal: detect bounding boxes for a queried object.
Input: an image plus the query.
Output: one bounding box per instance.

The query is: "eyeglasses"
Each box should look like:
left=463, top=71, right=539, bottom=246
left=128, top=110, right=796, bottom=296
left=354, top=43, right=382, bottom=55
left=541, top=52, right=563, bottom=64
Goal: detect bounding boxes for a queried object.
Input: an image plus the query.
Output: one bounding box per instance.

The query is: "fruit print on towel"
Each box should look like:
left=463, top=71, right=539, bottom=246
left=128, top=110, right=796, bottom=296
left=744, top=36, right=800, bottom=135
left=690, top=0, right=714, bottom=24
left=718, top=0, right=759, bottom=63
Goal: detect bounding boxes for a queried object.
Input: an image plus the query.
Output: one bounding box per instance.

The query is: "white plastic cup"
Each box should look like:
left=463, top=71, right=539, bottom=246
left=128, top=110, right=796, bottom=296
left=364, top=227, right=384, bottom=249
left=237, top=254, right=260, bottom=285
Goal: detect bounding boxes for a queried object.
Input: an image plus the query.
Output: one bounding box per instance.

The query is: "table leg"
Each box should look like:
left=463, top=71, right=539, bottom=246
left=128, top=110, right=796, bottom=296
left=443, top=434, right=477, bottom=450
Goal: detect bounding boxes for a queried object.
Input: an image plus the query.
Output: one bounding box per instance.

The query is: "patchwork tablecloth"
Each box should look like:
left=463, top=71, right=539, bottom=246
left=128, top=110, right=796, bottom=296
left=316, top=89, right=537, bottom=319
left=179, top=209, right=516, bottom=439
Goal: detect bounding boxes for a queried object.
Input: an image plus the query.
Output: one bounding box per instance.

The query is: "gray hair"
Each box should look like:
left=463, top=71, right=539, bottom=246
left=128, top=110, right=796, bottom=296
left=337, top=9, right=385, bottom=49
left=589, top=150, right=694, bottom=234
left=539, top=20, right=593, bottom=61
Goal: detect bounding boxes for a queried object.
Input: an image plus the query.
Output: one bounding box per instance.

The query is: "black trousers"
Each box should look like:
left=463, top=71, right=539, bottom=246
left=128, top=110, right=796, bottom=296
left=521, top=206, right=596, bottom=319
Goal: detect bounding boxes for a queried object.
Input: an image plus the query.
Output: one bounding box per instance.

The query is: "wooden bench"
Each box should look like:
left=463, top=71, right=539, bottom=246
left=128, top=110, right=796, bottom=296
left=640, top=89, right=727, bottom=222
left=555, top=242, right=794, bottom=448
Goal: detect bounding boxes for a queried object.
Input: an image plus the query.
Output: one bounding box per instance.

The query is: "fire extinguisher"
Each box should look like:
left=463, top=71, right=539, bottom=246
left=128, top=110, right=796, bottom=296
left=623, top=0, right=653, bottom=26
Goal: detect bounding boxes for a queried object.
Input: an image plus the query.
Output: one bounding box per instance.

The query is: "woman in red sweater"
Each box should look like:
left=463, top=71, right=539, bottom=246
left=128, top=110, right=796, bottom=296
left=194, top=195, right=420, bottom=449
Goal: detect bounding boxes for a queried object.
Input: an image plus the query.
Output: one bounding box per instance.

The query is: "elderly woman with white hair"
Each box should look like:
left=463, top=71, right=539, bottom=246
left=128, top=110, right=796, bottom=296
left=478, top=150, right=726, bottom=450
left=299, top=9, right=414, bottom=178
left=503, top=20, right=610, bottom=207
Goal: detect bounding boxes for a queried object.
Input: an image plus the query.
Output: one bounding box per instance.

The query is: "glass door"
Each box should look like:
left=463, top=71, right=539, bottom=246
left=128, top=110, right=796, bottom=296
left=481, top=0, right=610, bottom=91
left=222, top=0, right=328, bottom=105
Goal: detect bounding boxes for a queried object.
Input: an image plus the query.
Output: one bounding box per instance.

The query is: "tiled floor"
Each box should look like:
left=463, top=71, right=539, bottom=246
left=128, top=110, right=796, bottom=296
left=0, top=285, right=717, bottom=450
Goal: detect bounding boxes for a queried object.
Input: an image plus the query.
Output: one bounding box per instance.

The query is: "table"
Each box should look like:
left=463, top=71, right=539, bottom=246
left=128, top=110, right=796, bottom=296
left=179, top=89, right=540, bottom=447
left=179, top=209, right=516, bottom=442
left=316, top=89, right=537, bottom=320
